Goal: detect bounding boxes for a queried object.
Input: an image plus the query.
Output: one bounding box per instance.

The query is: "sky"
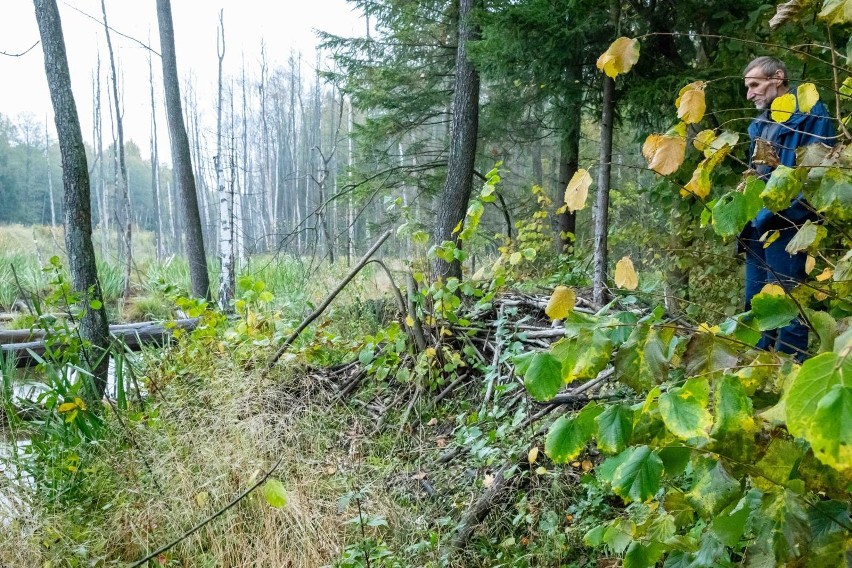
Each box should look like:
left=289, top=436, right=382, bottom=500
left=0, top=0, right=363, bottom=159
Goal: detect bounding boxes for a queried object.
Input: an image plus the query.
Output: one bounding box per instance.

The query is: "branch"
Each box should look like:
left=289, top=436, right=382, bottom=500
left=130, top=455, right=285, bottom=567
left=0, top=41, right=40, bottom=57
left=266, top=229, right=393, bottom=367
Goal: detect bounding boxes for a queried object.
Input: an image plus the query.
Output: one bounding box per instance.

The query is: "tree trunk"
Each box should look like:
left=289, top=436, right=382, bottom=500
left=156, top=0, right=210, bottom=299
left=556, top=77, right=582, bottom=254
left=432, top=0, right=481, bottom=282
left=215, top=10, right=235, bottom=312
left=592, top=1, right=621, bottom=305
left=99, top=0, right=132, bottom=303
left=33, top=0, right=111, bottom=397
left=148, top=50, right=163, bottom=261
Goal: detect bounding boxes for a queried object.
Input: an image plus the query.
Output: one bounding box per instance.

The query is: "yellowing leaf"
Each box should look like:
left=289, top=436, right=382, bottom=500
left=797, top=82, right=820, bottom=113
left=405, top=315, right=414, bottom=327
left=760, top=283, right=786, bottom=296
left=642, top=134, right=686, bottom=175
left=693, top=129, right=716, bottom=153
left=528, top=446, right=540, bottom=464
left=770, top=92, right=797, bottom=123
left=545, top=285, right=576, bottom=320
left=676, top=82, right=706, bottom=124
left=596, top=37, right=640, bottom=78
left=509, top=251, right=523, bottom=265
left=614, top=256, right=638, bottom=290
left=806, top=255, right=816, bottom=274
left=564, top=168, right=592, bottom=212
left=816, top=267, right=834, bottom=281
left=58, top=402, right=78, bottom=413
left=819, top=0, right=852, bottom=25
left=425, top=347, right=437, bottom=358
left=681, top=145, right=731, bottom=199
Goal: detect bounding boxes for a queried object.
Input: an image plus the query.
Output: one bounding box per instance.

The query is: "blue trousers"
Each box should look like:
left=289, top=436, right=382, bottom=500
left=742, top=226, right=809, bottom=360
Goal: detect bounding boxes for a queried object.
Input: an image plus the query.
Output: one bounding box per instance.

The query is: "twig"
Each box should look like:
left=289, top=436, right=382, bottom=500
left=130, top=455, right=285, bottom=567
left=267, top=230, right=392, bottom=367
left=434, top=372, right=470, bottom=404
left=0, top=41, right=40, bottom=57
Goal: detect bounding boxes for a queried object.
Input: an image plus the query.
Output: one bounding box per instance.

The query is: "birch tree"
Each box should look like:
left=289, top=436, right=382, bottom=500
left=215, top=10, right=235, bottom=312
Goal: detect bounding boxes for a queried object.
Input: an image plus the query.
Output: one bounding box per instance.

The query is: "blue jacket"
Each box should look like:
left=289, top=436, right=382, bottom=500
left=744, top=97, right=834, bottom=236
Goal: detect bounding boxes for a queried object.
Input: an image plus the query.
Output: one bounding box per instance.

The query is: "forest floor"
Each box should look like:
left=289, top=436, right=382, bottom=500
left=0, top=283, right=629, bottom=567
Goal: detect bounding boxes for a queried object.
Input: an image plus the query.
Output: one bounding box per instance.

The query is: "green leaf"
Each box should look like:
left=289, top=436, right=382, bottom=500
left=750, top=289, right=799, bottom=331
left=263, top=478, right=288, bottom=508
left=523, top=352, right=563, bottom=402
left=718, top=312, right=762, bottom=347
left=683, top=331, right=738, bottom=378
left=559, top=329, right=613, bottom=384
left=754, top=438, right=805, bottom=491
left=711, top=375, right=755, bottom=437
left=624, top=541, right=663, bottom=568
left=712, top=180, right=762, bottom=238
left=89, top=299, right=103, bottom=310
left=614, top=324, right=674, bottom=391
left=659, top=378, right=712, bottom=440
left=810, top=385, right=852, bottom=471
left=711, top=490, right=760, bottom=547
left=686, top=459, right=741, bottom=518
left=805, top=309, right=836, bottom=354
left=761, top=165, right=804, bottom=212
left=809, top=167, right=852, bottom=222
left=758, top=488, right=810, bottom=563
left=658, top=446, right=691, bottom=477
left=596, top=448, right=631, bottom=485
left=512, top=350, right=537, bottom=376
left=545, top=402, right=603, bottom=463
left=602, top=518, right=635, bottom=554
left=785, top=352, right=852, bottom=462
left=595, top=404, right=634, bottom=454
left=610, top=445, right=664, bottom=503
left=583, top=525, right=606, bottom=547
left=808, top=499, right=850, bottom=541
left=784, top=220, right=827, bottom=254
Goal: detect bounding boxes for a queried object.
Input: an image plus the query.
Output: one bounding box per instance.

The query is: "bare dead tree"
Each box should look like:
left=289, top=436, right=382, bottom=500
left=99, top=0, right=132, bottom=302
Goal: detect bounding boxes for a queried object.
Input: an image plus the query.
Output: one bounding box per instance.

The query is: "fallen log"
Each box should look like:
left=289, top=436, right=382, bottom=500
left=0, top=318, right=199, bottom=368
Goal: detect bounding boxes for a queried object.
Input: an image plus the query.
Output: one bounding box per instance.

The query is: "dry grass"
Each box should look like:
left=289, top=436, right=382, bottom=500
left=0, top=344, right=418, bottom=567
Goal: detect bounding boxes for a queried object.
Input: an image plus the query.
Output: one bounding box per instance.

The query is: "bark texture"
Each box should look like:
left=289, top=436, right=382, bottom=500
left=33, top=0, right=111, bottom=396
left=432, top=0, right=481, bottom=282
left=156, top=0, right=210, bottom=299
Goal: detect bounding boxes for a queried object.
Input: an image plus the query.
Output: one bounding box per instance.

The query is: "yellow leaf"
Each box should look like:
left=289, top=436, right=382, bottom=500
left=681, top=145, right=731, bottom=199
left=797, top=83, right=819, bottom=113
left=74, top=397, right=86, bottom=411
left=693, top=129, right=716, bottom=153
left=761, top=230, right=780, bottom=247
left=675, top=81, right=706, bottom=124
left=642, top=134, right=686, bottom=175
left=58, top=401, right=77, bottom=413
left=509, top=251, right=523, bottom=265
left=770, top=93, right=796, bottom=123
left=596, top=37, right=640, bottom=78
left=805, top=255, right=816, bottom=274
left=816, top=267, right=834, bottom=281
left=452, top=219, right=463, bottom=234
left=425, top=347, right=437, bottom=358
left=581, top=460, right=593, bottom=472
left=405, top=315, right=415, bottom=327
left=528, top=446, right=539, bottom=464
left=614, top=256, right=639, bottom=290
left=760, top=283, right=786, bottom=296
left=563, top=168, right=592, bottom=212
left=195, top=491, right=209, bottom=506
left=545, top=285, right=575, bottom=320
left=535, top=466, right=548, bottom=475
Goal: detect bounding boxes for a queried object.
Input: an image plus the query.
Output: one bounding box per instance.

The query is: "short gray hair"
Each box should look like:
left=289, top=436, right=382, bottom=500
left=744, top=56, right=789, bottom=86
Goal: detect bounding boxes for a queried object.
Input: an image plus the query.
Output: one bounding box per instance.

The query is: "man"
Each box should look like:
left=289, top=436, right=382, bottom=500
left=741, top=56, right=835, bottom=360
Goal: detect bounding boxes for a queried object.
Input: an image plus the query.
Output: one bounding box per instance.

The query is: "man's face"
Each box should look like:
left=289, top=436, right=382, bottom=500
left=744, top=69, right=786, bottom=110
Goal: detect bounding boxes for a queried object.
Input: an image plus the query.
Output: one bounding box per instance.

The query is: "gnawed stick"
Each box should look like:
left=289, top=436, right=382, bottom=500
left=266, top=229, right=392, bottom=368
left=444, top=462, right=516, bottom=555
